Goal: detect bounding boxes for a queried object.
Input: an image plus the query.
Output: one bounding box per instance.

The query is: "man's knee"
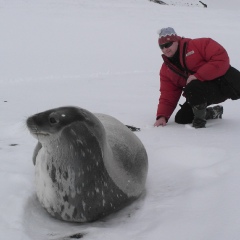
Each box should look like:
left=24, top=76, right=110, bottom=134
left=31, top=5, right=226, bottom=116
left=184, top=80, right=207, bottom=106
left=221, top=66, right=240, bottom=100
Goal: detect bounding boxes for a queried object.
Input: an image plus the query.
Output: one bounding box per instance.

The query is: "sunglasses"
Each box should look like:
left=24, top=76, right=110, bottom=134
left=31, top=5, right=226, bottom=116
left=159, top=42, right=173, bottom=50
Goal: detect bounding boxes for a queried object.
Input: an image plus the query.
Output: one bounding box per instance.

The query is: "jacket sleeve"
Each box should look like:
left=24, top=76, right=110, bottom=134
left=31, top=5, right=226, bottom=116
left=192, top=38, right=230, bottom=81
left=156, top=65, right=182, bottom=121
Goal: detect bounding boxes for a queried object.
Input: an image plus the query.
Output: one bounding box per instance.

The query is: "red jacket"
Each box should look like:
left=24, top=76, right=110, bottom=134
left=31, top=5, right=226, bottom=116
left=156, top=37, right=230, bottom=120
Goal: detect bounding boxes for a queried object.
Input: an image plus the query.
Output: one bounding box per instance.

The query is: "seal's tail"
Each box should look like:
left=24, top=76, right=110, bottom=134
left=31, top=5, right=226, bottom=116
left=125, top=125, right=140, bottom=132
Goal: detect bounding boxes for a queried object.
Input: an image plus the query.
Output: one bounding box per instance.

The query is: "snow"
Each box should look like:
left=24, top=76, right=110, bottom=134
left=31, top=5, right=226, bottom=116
left=1, top=0, right=240, bottom=239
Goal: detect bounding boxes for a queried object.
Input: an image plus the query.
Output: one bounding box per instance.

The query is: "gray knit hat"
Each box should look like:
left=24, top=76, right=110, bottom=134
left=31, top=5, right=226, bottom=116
left=158, top=27, right=180, bottom=45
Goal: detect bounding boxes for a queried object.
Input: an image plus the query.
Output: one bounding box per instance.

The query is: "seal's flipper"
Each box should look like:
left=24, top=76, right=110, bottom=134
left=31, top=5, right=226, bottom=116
left=33, top=142, right=42, bottom=165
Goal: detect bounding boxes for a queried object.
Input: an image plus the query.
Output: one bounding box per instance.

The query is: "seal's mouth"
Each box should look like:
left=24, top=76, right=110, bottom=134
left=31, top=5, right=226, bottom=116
left=29, top=129, right=50, bottom=138
left=35, top=132, right=50, bottom=137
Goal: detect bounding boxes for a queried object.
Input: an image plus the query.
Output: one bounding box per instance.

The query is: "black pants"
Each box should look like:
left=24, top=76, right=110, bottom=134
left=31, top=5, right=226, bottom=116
left=175, top=66, right=240, bottom=124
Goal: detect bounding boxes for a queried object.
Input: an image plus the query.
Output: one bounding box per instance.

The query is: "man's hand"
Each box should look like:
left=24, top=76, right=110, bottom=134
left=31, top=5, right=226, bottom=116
left=154, top=116, right=167, bottom=127
left=186, top=75, right=197, bottom=84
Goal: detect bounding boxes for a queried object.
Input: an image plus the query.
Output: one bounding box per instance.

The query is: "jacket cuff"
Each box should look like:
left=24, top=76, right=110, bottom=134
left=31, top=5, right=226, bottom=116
left=156, top=115, right=168, bottom=122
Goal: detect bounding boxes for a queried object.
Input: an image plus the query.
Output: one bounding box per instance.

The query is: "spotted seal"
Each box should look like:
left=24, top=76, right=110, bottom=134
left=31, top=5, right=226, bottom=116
left=26, top=106, right=148, bottom=222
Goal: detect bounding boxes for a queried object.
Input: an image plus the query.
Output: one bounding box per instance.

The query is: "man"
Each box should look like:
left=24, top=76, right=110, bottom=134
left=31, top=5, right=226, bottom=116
left=154, top=27, right=240, bottom=128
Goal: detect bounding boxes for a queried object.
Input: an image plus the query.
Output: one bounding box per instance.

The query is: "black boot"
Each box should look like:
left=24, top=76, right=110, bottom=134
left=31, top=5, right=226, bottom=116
left=192, top=103, right=207, bottom=128
left=206, top=105, right=223, bottom=119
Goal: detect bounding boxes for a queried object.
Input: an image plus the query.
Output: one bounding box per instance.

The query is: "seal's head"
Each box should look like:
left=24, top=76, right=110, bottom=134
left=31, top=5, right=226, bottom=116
left=26, top=106, right=104, bottom=144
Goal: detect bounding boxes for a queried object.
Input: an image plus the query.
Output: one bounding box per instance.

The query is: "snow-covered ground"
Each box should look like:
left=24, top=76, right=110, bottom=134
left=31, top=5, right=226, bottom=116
left=1, top=0, right=240, bottom=239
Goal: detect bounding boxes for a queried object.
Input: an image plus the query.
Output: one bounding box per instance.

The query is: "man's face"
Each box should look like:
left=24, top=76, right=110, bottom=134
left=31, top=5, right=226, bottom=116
left=161, top=41, right=178, bottom=58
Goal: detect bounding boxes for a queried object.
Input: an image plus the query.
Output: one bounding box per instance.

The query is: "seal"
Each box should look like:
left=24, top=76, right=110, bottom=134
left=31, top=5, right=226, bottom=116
left=26, top=106, right=148, bottom=222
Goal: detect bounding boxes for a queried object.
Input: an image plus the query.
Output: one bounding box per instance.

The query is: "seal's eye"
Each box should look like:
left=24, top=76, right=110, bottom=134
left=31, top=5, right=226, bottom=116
left=49, top=117, right=58, bottom=124
left=48, top=113, right=60, bottom=125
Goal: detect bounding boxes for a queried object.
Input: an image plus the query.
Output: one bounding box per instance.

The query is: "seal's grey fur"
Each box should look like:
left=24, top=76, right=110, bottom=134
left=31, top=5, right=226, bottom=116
left=26, top=106, right=148, bottom=222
